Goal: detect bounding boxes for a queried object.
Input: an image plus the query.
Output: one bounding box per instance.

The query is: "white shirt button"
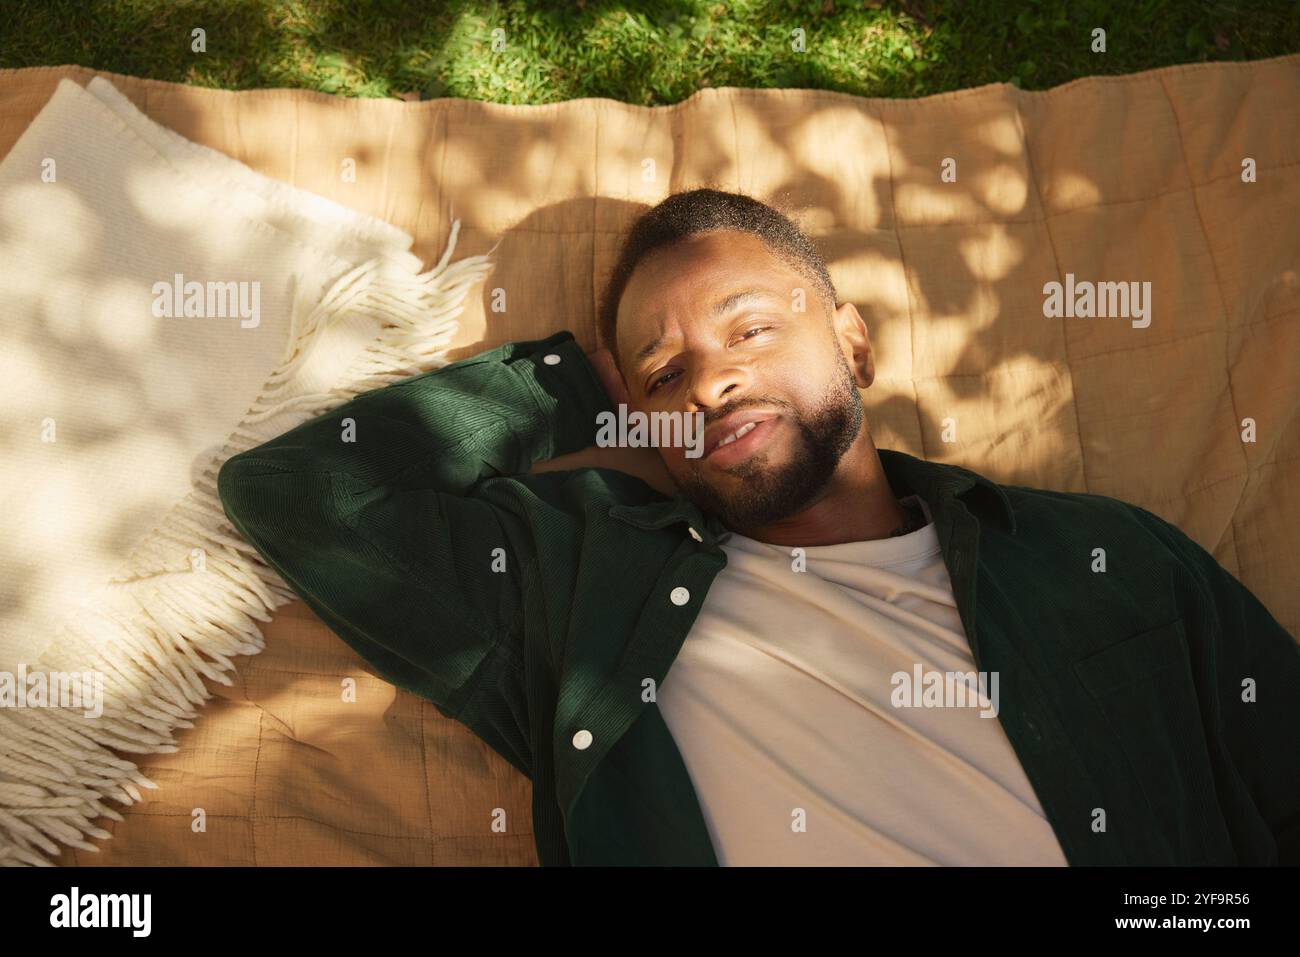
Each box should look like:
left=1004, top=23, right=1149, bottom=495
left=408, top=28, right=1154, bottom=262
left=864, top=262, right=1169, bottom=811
left=572, top=729, right=593, bottom=750
left=543, top=353, right=561, bottom=365
left=670, top=586, right=691, bottom=606
left=687, top=526, right=703, bottom=542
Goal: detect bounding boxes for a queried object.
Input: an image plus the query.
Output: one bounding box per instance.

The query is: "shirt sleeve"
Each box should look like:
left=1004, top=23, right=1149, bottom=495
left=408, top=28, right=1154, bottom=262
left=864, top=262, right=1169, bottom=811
left=1127, top=504, right=1300, bottom=864
left=215, top=329, right=613, bottom=777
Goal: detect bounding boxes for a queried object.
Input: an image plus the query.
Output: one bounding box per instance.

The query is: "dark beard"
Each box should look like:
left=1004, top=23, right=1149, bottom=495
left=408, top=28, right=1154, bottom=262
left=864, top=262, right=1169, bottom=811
left=676, top=354, right=864, bottom=533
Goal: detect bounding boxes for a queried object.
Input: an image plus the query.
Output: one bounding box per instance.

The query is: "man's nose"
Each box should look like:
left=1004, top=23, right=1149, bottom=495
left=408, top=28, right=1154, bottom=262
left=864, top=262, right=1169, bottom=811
left=684, top=359, right=749, bottom=411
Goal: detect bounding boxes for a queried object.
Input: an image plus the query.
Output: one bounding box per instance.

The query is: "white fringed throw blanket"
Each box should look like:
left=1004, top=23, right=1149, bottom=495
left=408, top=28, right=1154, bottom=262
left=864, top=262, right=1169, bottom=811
left=0, top=77, right=493, bottom=865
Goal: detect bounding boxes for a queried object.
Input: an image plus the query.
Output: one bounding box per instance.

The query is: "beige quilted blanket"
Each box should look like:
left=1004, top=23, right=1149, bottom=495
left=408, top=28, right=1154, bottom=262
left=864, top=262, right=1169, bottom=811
left=0, top=57, right=1296, bottom=865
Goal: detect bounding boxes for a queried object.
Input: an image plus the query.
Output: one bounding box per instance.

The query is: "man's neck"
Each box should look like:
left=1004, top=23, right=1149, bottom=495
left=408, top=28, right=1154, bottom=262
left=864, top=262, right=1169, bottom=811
left=733, top=435, right=913, bottom=547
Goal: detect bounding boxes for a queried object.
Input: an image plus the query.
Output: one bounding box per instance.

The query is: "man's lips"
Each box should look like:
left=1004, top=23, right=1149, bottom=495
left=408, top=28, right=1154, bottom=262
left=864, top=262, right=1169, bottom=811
left=703, top=411, right=779, bottom=458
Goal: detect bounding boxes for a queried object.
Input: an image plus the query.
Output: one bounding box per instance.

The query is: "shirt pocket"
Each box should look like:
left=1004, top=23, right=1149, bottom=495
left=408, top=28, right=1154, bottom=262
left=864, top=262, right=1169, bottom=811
left=1071, top=619, right=1234, bottom=864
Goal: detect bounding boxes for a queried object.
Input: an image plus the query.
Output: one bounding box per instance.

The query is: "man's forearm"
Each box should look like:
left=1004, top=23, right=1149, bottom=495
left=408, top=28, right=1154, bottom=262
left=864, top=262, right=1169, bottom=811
left=219, top=329, right=614, bottom=510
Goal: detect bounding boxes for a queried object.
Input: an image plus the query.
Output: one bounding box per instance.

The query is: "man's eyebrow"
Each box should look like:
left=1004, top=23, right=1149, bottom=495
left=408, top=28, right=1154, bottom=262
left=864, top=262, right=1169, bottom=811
left=634, top=332, right=669, bottom=366
left=633, top=289, right=776, bottom=366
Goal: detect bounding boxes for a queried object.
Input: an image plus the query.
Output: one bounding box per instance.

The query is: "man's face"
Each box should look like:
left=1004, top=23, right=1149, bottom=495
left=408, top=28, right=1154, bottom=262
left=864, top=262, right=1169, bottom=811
left=614, top=229, right=875, bottom=532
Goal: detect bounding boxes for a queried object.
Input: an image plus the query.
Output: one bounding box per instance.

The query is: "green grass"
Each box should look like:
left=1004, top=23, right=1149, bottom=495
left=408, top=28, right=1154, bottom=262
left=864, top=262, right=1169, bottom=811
left=2, top=0, right=1297, bottom=103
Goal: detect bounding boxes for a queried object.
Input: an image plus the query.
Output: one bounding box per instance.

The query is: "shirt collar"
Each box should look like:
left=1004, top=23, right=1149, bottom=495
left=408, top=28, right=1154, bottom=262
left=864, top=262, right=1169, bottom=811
left=877, top=448, right=1017, bottom=535
left=608, top=447, right=1017, bottom=544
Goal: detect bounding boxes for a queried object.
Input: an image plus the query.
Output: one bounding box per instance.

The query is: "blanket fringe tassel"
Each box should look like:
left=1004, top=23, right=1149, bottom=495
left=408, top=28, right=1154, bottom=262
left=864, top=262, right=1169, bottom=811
left=0, top=222, right=500, bottom=866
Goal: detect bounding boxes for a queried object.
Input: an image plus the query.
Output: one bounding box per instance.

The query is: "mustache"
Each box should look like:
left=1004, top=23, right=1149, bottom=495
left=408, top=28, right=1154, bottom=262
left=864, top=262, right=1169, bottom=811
left=701, top=398, right=791, bottom=429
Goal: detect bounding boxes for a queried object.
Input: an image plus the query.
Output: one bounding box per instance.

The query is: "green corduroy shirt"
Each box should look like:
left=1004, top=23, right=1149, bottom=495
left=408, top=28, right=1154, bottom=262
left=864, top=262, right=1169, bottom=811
left=217, top=329, right=1300, bottom=867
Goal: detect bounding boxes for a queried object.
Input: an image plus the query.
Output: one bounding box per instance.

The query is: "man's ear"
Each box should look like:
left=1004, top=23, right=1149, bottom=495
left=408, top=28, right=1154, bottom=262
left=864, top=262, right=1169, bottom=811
left=831, top=302, right=874, bottom=389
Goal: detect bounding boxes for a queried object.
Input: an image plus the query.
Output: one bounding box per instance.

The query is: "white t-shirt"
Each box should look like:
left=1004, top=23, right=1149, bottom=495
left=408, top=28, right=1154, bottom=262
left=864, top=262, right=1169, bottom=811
left=655, top=495, right=1069, bottom=866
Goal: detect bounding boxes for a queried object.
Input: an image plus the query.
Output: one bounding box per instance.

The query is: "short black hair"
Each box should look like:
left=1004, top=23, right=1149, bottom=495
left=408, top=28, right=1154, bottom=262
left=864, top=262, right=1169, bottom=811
left=597, top=188, right=839, bottom=376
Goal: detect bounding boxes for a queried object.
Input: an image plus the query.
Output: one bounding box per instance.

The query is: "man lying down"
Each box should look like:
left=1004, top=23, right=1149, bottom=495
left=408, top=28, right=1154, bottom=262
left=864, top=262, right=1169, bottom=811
left=218, top=187, right=1300, bottom=867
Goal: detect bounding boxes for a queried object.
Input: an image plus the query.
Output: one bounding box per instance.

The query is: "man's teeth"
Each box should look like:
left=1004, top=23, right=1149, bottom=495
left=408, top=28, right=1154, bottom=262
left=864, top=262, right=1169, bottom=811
left=715, top=420, right=759, bottom=450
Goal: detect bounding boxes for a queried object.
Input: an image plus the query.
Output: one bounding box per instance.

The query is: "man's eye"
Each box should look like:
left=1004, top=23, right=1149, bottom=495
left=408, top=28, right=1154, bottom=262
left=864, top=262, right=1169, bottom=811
left=648, top=328, right=771, bottom=392
left=649, top=370, right=681, bottom=393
